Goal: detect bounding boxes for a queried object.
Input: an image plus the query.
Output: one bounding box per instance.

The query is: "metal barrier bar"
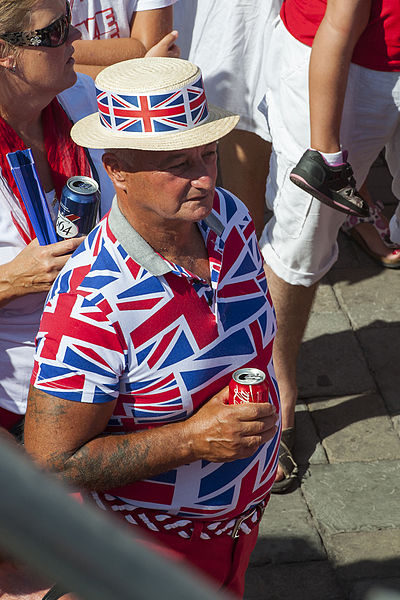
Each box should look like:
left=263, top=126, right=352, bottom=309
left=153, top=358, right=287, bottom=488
left=0, top=437, right=231, bottom=600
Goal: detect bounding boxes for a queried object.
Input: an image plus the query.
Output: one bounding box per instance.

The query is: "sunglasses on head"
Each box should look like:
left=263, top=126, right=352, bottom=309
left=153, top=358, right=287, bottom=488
left=0, top=2, right=71, bottom=48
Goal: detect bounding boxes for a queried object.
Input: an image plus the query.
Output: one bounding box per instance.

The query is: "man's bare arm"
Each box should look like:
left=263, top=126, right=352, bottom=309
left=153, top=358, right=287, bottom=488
left=25, top=385, right=278, bottom=490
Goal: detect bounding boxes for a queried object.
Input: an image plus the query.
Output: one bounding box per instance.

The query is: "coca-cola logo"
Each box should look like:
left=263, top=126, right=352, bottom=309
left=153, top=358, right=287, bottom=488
left=232, top=386, right=251, bottom=404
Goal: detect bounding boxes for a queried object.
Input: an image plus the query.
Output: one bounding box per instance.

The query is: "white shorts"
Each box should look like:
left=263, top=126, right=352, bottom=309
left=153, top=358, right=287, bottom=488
left=259, top=19, right=400, bottom=286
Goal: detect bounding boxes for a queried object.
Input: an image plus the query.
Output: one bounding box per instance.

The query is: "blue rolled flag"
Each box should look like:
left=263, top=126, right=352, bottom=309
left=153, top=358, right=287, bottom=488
left=6, top=148, right=58, bottom=246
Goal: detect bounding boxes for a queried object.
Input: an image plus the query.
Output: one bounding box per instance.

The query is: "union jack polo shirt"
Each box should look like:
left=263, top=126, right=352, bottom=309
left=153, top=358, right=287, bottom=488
left=32, top=188, right=281, bottom=520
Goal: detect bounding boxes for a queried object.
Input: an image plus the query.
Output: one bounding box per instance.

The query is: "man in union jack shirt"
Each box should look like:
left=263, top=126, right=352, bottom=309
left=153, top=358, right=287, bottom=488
left=25, top=58, right=280, bottom=598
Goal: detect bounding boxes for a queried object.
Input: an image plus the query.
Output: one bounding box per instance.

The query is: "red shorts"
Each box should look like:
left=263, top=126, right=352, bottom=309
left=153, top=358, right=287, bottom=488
left=91, top=492, right=267, bottom=599
left=141, top=520, right=259, bottom=598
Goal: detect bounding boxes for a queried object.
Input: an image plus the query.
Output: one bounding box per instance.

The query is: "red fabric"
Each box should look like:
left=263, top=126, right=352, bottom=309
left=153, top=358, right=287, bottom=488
left=90, top=493, right=266, bottom=597
left=0, top=98, right=92, bottom=243
left=130, top=521, right=260, bottom=598
left=0, top=407, right=22, bottom=431
left=280, top=0, right=400, bottom=72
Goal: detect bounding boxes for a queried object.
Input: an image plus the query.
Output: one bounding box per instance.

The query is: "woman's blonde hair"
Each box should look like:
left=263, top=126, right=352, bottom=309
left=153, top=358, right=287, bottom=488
left=0, top=0, right=37, bottom=58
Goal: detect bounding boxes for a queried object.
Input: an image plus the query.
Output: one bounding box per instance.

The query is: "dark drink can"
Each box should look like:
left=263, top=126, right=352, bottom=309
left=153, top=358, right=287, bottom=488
left=228, top=368, right=268, bottom=404
left=56, top=176, right=100, bottom=240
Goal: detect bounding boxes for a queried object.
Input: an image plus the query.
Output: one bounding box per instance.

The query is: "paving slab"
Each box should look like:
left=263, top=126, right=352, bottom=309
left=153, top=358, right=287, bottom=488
left=325, top=530, right=400, bottom=579
left=329, top=269, right=400, bottom=330
left=245, top=561, right=345, bottom=600
left=303, top=299, right=351, bottom=341
left=307, top=394, right=400, bottom=462
left=301, top=462, right=400, bottom=535
left=298, top=312, right=375, bottom=398
left=295, top=401, right=328, bottom=467
left=251, top=489, right=325, bottom=565
left=357, top=327, right=400, bottom=417
left=311, top=280, right=341, bottom=313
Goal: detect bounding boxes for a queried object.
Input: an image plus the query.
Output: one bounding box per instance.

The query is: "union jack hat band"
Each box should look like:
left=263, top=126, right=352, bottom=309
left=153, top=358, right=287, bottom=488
left=96, top=74, right=209, bottom=136
left=71, top=57, right=239, bottom=151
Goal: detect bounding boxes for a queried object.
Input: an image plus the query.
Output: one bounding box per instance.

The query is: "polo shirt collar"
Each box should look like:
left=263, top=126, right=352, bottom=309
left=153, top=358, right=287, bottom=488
left=107, top=197, right=224, bottom=277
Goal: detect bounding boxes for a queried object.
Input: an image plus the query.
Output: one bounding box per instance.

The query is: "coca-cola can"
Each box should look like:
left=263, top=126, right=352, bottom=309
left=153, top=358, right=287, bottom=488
left=228, top=368, right=268, bottom=404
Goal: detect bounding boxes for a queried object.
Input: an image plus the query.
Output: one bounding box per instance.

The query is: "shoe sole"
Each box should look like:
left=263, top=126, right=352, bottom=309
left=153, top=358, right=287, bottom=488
left=289, top=173, right=369, bottom=217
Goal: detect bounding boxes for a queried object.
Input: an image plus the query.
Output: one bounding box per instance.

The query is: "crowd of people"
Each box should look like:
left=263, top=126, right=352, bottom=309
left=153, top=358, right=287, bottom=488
left=0, top=0, right=399, bottom=598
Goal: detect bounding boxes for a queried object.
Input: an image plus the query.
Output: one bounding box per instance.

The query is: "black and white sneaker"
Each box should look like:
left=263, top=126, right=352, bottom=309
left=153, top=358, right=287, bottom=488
left=290, top=149, right=370, bottom=217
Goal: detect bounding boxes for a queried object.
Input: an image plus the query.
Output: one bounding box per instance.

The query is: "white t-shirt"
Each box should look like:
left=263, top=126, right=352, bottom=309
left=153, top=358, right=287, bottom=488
left=0, top=74, right=115, bottom=415
left=173, top=0, right=282, bottom=140
left=71, top=0, right=177, bottom=40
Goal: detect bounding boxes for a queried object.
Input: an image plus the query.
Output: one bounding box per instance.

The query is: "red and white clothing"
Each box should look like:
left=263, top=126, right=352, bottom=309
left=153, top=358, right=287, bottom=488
left=70, top=0, right=177, bottom=41
left=0, top=73, right=115, bottom=417
left=281, top=0, right=400, bottom=72
left=259, top=0, right=400, bottom=285
left=32, top=189, right=280, bottom=520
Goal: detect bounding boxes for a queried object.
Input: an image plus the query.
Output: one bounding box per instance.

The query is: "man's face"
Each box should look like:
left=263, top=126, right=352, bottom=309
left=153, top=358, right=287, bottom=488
left=104, top=142, right=218, bottom=228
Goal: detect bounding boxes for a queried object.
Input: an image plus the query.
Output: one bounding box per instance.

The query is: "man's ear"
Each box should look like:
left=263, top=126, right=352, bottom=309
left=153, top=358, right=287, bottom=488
left=102, top=152, right=128, bottom=192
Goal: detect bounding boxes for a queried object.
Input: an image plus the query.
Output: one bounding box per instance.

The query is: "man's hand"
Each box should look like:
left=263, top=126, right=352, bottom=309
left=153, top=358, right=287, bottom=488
left=0, top=237, right=83, bottom=306
left=186, top=386, right=278, bottom=463
left=25, top=384, right=278, bottom=490
left=145, top=31, right=180, bottom=58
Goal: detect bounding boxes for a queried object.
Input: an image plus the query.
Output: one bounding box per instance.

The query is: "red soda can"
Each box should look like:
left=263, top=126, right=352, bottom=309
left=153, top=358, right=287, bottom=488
left=228, top=368, right=268, bottom=404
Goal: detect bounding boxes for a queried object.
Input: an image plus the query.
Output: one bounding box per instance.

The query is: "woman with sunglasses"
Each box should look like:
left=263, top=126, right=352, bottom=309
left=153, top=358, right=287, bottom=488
left=0, top=0, right=114, bottom=435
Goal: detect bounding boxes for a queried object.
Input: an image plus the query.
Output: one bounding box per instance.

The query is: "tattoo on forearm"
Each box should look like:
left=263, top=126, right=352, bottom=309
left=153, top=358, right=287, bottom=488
left=26, top=386, right=185, bottom=491
left=61, top=434, right=152, bottom=490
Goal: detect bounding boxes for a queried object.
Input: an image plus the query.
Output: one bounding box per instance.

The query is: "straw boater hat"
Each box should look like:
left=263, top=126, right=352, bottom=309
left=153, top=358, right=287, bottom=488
left=71, top=57, right=239, bottom=151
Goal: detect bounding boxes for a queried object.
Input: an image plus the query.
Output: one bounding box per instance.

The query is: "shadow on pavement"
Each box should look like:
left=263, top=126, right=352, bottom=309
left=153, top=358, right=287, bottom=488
left=246, top=536, right=400, bottom=600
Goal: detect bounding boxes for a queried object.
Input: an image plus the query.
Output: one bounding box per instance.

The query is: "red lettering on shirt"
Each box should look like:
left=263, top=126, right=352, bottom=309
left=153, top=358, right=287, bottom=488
left=73, top=8, right=120, bottom=39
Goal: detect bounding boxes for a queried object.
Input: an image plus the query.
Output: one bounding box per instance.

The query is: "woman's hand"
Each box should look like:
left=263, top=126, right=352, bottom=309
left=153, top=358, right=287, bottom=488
left=145, top=31, right=180, bottom=58
left=0, top=237, right=83, bottom=307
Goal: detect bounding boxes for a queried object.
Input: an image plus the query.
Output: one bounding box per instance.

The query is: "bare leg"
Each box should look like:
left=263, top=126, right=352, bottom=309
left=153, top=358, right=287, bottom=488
left=263, top=264, right=317, bottom=482
left=218, top=129, right=271, bottom=239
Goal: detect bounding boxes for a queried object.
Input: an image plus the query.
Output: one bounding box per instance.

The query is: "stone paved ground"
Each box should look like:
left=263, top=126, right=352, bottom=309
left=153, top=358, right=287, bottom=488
left=245, top=159, right=400, bottom=600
